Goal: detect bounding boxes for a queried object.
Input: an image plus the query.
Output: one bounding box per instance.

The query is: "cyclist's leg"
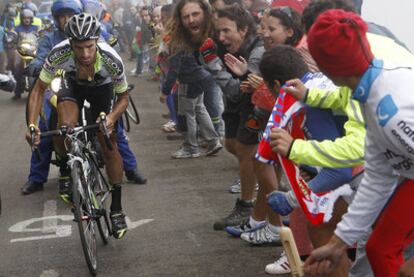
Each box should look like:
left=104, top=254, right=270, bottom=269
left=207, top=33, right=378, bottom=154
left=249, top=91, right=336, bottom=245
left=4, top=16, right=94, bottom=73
left=87, top=84, right=127, bottom=238
left=56, top=79, right=81, bottom=157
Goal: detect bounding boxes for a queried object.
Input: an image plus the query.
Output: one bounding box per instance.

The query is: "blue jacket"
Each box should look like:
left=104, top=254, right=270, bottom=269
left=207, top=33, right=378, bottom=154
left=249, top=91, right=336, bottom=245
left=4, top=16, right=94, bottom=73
left=28, top=28, right=66, bottom=74
left=0, top=26, right=4, bottom=51
left=162, top=51, right=212, bottom=97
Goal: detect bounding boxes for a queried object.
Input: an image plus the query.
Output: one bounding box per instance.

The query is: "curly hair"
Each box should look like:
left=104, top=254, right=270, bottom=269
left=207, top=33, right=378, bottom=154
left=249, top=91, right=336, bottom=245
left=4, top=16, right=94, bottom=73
left=267, top=7, right=303, bottom=46
left=167, top=0, right=216, bottom=52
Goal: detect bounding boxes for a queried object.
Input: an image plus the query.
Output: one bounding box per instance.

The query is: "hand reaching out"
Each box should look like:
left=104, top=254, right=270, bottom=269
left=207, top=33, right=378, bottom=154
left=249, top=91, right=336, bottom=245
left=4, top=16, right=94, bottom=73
left=224, top=53, right=248, bottom=76
left=283, top=78, right=308, bottom=101
left=247, top=73, right=263, bottom=90
left=240, top=81, right=253, bottom=93
left=303, top=235, right=349, bottom=276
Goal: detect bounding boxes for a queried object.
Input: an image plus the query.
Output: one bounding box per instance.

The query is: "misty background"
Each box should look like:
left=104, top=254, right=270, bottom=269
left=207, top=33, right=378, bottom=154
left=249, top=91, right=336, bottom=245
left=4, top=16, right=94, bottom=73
left=362, top=0, right=413, bottom=51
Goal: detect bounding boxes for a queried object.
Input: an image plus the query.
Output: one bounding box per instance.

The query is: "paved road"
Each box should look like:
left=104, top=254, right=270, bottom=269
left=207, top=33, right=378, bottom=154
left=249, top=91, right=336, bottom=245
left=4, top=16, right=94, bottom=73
left=0, top=61, right=285, bottom=276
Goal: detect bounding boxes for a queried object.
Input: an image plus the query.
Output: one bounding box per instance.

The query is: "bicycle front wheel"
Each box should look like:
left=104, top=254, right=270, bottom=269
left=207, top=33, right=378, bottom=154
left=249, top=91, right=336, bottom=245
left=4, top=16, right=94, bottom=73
left=93, top=166, right=111, bottom=245
left=126, top=95, right=140, bottom=124
left=72, top=161, right=98, bottom=275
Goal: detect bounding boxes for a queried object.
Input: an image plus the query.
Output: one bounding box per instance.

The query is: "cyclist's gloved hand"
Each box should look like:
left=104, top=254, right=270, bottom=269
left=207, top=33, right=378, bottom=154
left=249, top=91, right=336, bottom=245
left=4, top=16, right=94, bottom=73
left=26, top=124, right=41, bottom=147
left=199, top=38, right=218, bottom=63
left=97, top=113, right=115, bottom=135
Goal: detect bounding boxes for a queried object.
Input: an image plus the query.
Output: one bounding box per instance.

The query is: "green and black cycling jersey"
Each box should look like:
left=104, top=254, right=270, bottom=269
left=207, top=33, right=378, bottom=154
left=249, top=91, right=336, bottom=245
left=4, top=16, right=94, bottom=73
left=39, top=39, right=128, bottom=94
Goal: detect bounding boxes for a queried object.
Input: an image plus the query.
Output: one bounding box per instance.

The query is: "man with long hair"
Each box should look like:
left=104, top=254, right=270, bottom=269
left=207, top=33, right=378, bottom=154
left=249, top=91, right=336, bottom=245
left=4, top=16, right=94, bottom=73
left=162, top=0, right=223, bottom=159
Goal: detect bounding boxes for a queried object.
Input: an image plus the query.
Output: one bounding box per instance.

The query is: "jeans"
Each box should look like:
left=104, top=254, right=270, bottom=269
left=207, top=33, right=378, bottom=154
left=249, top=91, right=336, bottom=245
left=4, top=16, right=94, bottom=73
left=116, top=119, right=138, bottom=172
left=202, top=78, right=225, bottom=136
left=28, top=119, right=53, bottom=184
left=178, top=84, right=219, bottom=152
left=166, top=94, right=177, bottom=123
left=136, top=52, right=143, bottom=74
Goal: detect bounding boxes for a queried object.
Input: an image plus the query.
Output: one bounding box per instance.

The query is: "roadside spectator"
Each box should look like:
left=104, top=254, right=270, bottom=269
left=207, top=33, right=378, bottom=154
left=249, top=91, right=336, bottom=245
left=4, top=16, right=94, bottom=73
left=300, top=8, right=414, bottom=277
left=163, top=0, right=223, bottom=159
left=201, top=4, right=264, bottom=230
left=0, top=25, right=6, bottom=73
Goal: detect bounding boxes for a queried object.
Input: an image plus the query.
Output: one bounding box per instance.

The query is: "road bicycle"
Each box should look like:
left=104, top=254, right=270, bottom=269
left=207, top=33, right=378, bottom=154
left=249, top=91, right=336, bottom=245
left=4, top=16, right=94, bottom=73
left=30, top=113, right=113, bottom=275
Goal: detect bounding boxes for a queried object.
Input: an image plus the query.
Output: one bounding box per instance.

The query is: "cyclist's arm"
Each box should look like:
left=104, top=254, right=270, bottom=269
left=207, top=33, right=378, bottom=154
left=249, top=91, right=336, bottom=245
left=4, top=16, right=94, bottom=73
left=110, top=91, right=128, bottom=122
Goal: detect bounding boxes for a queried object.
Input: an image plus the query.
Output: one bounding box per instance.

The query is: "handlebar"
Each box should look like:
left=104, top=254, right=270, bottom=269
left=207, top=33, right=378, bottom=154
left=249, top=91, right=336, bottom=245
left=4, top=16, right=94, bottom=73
left=99, top=112, right=113, bottom=151
left=40, top=123, right=100, bottom=138
left=32, top=113, right=114, bottom=160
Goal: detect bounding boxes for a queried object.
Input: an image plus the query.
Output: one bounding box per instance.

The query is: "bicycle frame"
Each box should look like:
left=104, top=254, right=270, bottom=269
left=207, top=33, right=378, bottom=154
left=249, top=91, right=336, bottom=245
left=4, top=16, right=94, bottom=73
left=63, top=126, right=111, bottom=218
left=39, top=123, right=113, bottom=275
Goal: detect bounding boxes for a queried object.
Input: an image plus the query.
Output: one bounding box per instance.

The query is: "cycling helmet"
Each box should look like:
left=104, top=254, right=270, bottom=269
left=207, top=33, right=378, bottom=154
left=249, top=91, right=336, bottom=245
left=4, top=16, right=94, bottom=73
left=65, top=13, right=101, bottom=41
left=21, top=8, right=35, bottom=19
left=22, top=2, right=38, bottom=15
left=82, top=0, right=105, bottom=21
left=6, top=7, right=17, bottom=18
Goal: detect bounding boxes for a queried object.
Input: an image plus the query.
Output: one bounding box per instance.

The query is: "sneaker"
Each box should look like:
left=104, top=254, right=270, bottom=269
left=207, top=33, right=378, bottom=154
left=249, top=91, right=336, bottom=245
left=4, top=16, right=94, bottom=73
left=58, top=176, right=73, bottom=204
left=110, top=210, right=127, bottom=239
left=240, top=224, right=281, bottom=245
left=225, top=218, right=266, bottom=237
left=125, top=169, right=147, bottom=184
left=265, top=252, right=292, bottom=275
left=161, top=120, right=176, bottom=133
left=228, top=179, right=259, bottom=194
left=267, top=191, right=295, bottom=216
left=205, top=141, right=223, bottom=156
left=171, top=147, right=201, bottom=159
left=213, top=198, right=254, bottom=230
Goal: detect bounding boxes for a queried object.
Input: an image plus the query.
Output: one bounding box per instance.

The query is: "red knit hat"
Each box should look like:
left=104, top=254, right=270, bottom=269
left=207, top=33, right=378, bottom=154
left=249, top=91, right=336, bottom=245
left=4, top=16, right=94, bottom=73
left=307, top=9, right=374, bottom=77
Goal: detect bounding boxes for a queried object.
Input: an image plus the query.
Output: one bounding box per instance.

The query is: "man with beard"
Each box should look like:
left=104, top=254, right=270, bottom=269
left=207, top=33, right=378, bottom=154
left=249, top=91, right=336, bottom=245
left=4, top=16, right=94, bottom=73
left=162, top=0, right=223, bottom=159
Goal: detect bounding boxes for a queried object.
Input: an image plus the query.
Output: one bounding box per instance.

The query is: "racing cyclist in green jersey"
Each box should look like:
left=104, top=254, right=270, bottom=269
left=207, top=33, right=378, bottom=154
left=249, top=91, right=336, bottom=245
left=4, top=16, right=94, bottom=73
left=26, top=13, right=128, bottom=239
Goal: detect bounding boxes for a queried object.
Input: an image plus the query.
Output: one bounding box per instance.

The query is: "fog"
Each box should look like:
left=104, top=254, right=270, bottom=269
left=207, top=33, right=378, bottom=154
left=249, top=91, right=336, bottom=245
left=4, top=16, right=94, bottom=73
left=362, top=0, right=414, bottom=51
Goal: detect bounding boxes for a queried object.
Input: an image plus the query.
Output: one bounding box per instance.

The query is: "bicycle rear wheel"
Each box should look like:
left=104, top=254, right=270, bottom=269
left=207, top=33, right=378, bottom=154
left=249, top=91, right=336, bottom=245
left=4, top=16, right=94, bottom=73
left=122, top=111, right=131, bottom=133
left=72, top=161, right=98, bottom=275
left=93, top=165, right=112, bottom=245
left=126, top=95, right=140, bottom=124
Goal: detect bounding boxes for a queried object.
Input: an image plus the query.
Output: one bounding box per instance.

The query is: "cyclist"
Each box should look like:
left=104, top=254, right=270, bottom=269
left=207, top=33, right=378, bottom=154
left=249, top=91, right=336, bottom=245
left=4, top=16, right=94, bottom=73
left=26, top=13, right=128, bottom=239
left=22, top=0, right=146, bottom=196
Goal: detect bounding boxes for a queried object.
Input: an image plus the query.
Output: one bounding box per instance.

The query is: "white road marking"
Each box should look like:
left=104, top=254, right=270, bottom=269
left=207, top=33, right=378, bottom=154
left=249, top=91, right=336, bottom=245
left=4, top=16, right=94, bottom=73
left=40, top=269, right=59, bottom=277
left=9, top=215, right=73, bottom=243
left=8, top=202, right=154, bottom=242
left=125, top=217, right=154, bottom=230
left=42, top=200, right=57, bottom=233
